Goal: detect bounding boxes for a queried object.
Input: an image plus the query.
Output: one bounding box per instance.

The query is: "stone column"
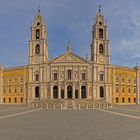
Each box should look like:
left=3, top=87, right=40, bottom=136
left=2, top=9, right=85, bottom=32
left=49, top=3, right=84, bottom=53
left=64, top=84, right=67, bottom=99
left=86, top=84, right=89, bottom=99
left=58, top=84, right=61, bottom=99
left=79, top=84, right=81, bottom=99
left=50, top=84, right=53, bottom=99
left=72, top=83, right=75, bottom=99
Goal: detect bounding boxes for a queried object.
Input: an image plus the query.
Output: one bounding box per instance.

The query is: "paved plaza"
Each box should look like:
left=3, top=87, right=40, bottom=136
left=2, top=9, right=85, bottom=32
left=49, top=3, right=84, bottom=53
left=0, top=105, right=140, bottom=140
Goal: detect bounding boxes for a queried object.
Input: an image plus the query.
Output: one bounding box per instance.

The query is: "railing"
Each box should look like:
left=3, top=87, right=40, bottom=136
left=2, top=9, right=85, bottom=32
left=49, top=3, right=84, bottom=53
left=28, top=101, right=112, bottom=110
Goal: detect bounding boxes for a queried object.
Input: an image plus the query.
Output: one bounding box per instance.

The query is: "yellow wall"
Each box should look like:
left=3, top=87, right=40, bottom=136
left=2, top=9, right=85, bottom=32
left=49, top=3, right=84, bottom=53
left=110, top=66, right=136, bottom=104
left=2, top=66, right=28, bottom=104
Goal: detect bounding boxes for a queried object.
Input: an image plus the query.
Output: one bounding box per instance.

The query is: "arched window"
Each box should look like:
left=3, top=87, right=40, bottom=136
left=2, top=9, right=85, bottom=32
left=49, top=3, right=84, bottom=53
left=100, top=86, right=104, bottom=98
left=99, top=28, right=103, bottom=39
left=35, top=74, right=39, bottom=81
left=82, top=73, right=86, bottom=80
left=35, top=86, right=40, bottom=98
left=14, top=98, right=17, bottom=103
left=3, top=98, right=5, bottom=103
left=68, top=70, right=72, bottom=80
left=53, top=86, right=58, bottom=98
left=81, top=86, right=86, bottom=98
left=9, top=98, right=11, bottom=103
left=99, top=44, right=104, bottom=54
left=61, top=89, right=64, bottom=99
left=20, top=97, right=23, bottom=103
left=36, top=29, right=40, bottom=39
left=35, top=44, right=40, bottom=54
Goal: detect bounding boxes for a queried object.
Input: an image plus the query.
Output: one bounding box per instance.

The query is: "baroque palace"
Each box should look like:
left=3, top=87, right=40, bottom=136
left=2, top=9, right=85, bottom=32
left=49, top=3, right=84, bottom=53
left=0, top=8, right=139, bottom=106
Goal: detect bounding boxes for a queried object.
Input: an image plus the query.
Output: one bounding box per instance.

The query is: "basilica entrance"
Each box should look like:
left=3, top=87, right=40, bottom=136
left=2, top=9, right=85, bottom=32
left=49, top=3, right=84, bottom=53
left=100, top=86, right=104, bottom=98
left=35, top=86, right=40, bottom=98
left=67, top=85, right=72, bottom=99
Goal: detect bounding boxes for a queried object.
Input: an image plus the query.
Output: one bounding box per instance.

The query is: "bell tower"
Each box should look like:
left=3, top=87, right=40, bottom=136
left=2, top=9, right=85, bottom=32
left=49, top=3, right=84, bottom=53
left=29, top=9, right=48, bottom=64
left=91, top=5, right=109, bottom=63
left=28, top=9, right=48, bottom=102
left=91, top=5, right=111, bottom=103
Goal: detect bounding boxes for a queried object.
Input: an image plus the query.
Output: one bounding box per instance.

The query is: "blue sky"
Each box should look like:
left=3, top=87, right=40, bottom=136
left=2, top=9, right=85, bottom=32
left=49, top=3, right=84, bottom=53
left=0, top=0, right=140, bottom=67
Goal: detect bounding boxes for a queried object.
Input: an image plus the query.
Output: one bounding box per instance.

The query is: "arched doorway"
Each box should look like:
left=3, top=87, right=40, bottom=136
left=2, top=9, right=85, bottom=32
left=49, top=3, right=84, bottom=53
left=53, top=86, right=58, bottom=98
left=67, top=85, right=72, bottom=99
left=35, top=86, right=40, bottom=98
left=81, top=86, right=86, bottom=98
left=100, top=86, right=104, bottom=98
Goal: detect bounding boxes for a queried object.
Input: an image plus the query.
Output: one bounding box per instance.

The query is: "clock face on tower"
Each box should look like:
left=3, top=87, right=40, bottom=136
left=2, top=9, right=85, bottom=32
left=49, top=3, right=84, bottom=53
left=35, top=57, right=39, bottom=63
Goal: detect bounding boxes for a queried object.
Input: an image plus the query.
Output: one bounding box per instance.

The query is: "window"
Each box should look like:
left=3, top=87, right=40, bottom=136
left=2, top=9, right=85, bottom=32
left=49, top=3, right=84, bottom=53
left=20, top=87, right=23, bottom=93
left=99, top=44, right=104, bottom=54
left=3, top=78, right=5, bottom=84
left=128, top=86, right=131, bottom=93
left=82, top=73, right=86, bottom=80
left=116, top=97, right=119, bottom=103
left=3, top=98, right=5, bottom=103
left=20, top=76, right=23, bottom=83
left=99, top=22, right=102, bottom=25
left=9, top=98, right=11, bottom=103
left=9, top=86, right=11, bottom=94
left=3, top=87, right=6, bottom=94
left=35, top=44, right=40, bottom=54
left=134, top=98, right=136, bottom=103
left=116, top=77, right=119, bottom=82
left=99, top=28, right=103, bottom=39
left=14, top=98, right=17, bottom=103
left=14, top=77, right=17, bottom=83
left=54, top=73, right=57, bottom=81
left=61, top=90, right=64, bottom=99
left=9, top=78, right=11, bottom=84
left=100, top=74, right=104, bottom=81
left=128, top=98, right=131, bottom=103
left=36, top=29, right=40, bottom=39
left=35, top=74, right=39, bottom=81
left=20, top=97, right=23, bottom=103
left=122, top=97, right=125, bottom=103
left=122, top=87, right=125, bottom=93
left=134, top=87, right=136, bottom=94
left=128, top=77, right=131, bottom=84
left=122, top=77, right=125, bottom=83
left=68, top=70, right=72, bottom=80
left=116, top=87, right=118, bottom=93
left=14, top=87, right=17, bottom=93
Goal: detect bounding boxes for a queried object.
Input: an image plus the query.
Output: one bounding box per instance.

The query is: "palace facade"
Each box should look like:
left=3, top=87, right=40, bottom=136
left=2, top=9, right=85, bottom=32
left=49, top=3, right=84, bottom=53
left=0, top=9, right=140, bottom=105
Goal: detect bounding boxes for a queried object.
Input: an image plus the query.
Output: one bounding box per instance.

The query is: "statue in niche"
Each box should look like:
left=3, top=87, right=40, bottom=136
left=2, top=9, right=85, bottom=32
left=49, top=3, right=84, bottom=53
left=61, top=72, right=64, bottom=80
left=75, top=71, right=78, bottom=79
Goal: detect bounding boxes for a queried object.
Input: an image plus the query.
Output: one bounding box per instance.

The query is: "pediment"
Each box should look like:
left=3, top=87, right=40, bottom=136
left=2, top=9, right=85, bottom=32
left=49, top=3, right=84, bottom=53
left=50, top=52, right=88, bottom=64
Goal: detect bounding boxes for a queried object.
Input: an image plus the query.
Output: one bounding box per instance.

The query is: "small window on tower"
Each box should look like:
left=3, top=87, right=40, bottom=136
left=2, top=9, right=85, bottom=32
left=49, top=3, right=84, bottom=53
left=99, top=44, right=104, bottom=54
left=99, top=22, right=102, bottom=25
left=36, top=29, right=40, bottom=39
left=99, top=28, right=103, bottom=39
left=37, top=22, right=40, bottom=26
left=35, top=44, right=40, bottom=54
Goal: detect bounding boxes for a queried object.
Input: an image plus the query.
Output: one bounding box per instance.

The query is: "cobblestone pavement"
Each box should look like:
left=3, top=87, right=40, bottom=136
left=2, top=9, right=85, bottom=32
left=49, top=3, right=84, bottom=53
left=0, top=105, right=140, bottom=140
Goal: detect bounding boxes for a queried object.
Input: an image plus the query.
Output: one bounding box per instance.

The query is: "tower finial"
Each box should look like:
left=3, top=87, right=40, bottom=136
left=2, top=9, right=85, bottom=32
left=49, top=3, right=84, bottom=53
left=99, top=4, right=101, bottom=13
left=38, top=5, right=41, bottom=14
